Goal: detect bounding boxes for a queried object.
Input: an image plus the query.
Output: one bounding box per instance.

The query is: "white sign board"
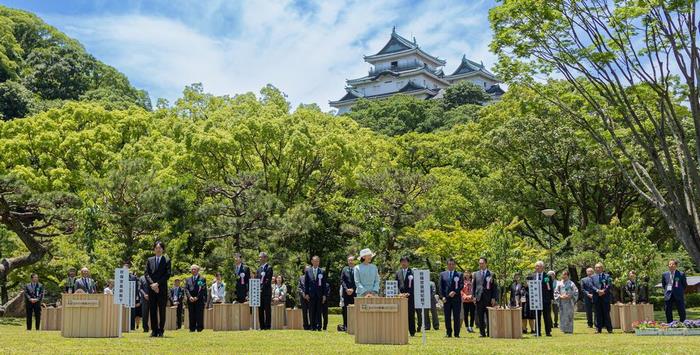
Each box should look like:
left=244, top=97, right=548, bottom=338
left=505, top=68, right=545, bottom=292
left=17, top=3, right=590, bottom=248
left=249, top=278, right=261, bottom=307
left=113, top=268, right=130, bottom=305
left=385, top=280, right=398, bottom=297
left=413, top=270, right=431, bottom=309
left=528, top=279, right=543, bottom=311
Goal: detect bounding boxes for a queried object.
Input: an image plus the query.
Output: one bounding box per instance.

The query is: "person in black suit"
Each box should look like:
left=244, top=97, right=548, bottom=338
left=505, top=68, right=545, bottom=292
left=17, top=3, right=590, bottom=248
left=298, top=265, right=310, bottom=330
left=170, top=278, right=185, bottom=329
left=139, top=274, right=150, bottom=332
left=592, top=262, right=613, bottom=333
left=396, top=256, right=416, bottom=336
left=440, top=258, right=463, bottom=338
left=74, top=267, right=96, bottom=294
left=473, top=257, right=498, bottom=337
left=233, top=253, right=250, bottom=303
left=256, top=252, right=273, bottom=330
left=304, top=256, right=329, bottom=331
left=580, top=267, right=595, bottom=328
left=145, top=241, right=171, bottom=337
left=185, top=264, right=207, bottom=332
left=24, top=273, right=44, bottom=330
left=662, top=259, right=688, bottom=322
left=529, top=260, right=554, bottom=336
left=340, top=255, right=356, bottom=331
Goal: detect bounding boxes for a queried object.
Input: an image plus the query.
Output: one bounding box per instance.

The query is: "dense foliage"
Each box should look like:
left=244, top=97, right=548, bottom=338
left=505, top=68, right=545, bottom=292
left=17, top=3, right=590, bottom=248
left=0, top=6, right=150, bottom=120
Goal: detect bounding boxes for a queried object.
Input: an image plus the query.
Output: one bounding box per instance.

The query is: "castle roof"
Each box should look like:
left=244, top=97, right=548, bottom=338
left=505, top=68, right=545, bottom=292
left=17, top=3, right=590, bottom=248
left=364, top=28, right=446, bottom=66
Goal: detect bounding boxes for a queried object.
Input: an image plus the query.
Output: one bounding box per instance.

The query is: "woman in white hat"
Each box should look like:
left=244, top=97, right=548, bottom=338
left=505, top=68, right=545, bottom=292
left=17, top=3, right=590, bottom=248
left=353, top=248, right=380, bottom=297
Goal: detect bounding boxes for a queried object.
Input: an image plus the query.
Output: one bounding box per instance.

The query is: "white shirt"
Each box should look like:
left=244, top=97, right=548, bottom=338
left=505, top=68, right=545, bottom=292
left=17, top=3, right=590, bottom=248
left=210, top=281, right=226, bottom=302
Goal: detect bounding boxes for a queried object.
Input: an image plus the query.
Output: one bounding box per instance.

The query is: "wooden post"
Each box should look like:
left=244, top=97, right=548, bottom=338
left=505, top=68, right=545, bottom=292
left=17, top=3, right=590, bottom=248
left=286, top=308, right=303, bottom=330
left=271, top=304, right=285, bottom=329
left=619, top=303, right=654, bottom=332
left=347, top=305, right=355, bottom=335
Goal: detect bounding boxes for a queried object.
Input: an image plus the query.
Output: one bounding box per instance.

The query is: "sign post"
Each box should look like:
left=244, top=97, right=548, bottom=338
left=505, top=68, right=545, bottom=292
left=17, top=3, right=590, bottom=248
left=385, top=280, right=398, bottom=297
left=414, top=270, right=431, bottom=345
left=249, top=278, right=261, bottom=330
left=528, top=279, right=543, bottom=338
left=113, top=268, right=130, bottom=337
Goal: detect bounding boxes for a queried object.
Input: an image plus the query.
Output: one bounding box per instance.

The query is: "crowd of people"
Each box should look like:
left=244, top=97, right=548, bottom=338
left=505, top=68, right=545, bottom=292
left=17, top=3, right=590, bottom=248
left=23, top=241, right=690, bottom=340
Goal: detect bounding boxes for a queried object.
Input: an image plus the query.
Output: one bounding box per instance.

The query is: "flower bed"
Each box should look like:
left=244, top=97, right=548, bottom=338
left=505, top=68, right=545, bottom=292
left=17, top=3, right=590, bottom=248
left=632, top=320, right=700, bottom=336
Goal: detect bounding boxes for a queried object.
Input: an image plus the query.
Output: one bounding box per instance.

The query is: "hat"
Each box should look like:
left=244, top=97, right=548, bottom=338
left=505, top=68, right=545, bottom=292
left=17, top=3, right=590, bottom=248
left=359, top=248, right=375, bottom=259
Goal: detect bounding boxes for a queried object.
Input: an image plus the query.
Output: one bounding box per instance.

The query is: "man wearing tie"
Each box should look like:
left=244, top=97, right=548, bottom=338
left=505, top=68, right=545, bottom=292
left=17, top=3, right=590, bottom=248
left=257, top=252, right=274, bottom=330
left=169, top=278, right=185, bottom=329
left=529, top=261, right=554, bottom=336
left=592, top=262, right=613, bottom=333
left=340, top=255, right=356, bottom=331
left=24, top=273, right=44, bottom=330
left=396, top=256, right=416, bottom=336
left=185, top=264, right=207, bottom=332
left=473, top=257, right=497, bottom=337
left=64, top=268, right=77, bottom=294
left=304, top=256, right=329, bottom=331
left=580, top=267, right=595, bottom=328
left=233, top=253, right=250, bottom=303
left=145, top=241, right=172, bottom=337
left=75, top=267, right=96, bottom=294
left=440, top=258, right=463, bottom=338
left=662, top=259, right=688, bottom=322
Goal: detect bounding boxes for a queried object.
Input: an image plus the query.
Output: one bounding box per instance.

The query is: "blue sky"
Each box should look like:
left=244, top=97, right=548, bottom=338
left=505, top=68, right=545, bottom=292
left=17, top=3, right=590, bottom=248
left=2, top=0, right=498, bottom=110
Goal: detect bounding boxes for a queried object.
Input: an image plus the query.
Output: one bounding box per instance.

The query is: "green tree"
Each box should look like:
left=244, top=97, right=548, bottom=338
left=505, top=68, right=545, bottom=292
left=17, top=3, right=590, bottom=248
left=441, top=80, right=490, bottom=109
left=0, top=81, right=35, bottom=120
left=491, top=0, right=700, bottom=267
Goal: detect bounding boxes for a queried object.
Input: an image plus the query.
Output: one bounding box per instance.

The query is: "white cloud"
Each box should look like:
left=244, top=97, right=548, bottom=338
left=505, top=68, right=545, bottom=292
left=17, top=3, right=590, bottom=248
left=44, top=0, right=498, bottom=110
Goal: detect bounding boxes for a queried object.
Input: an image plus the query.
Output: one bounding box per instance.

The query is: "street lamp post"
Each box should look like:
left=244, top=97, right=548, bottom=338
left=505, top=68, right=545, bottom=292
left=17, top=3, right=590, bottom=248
left=541, top=209, right=556, bottom=270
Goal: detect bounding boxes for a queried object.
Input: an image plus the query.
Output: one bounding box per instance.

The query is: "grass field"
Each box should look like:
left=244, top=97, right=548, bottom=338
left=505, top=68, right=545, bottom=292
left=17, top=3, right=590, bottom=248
left=1, top=309, right=699, bottom=354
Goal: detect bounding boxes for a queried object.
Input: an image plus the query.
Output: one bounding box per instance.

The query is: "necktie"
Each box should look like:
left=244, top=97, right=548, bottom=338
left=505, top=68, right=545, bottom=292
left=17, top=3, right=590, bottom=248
left=449, top=271, right=453, bottom=281
left=314, top=268, right=318, bottom=280
left=403, top=269, right=406, bottom=280
left=156, top=256, right=160, bottom=266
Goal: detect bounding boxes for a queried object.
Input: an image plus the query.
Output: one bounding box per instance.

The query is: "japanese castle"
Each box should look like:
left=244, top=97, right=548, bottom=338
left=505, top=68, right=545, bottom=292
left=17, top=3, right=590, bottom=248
left=330, top=28, right=504, bottom=114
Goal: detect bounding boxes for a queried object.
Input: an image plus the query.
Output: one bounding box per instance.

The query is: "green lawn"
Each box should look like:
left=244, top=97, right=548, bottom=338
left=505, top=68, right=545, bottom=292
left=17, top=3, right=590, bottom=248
left=1, top=309, right=699, bottom=354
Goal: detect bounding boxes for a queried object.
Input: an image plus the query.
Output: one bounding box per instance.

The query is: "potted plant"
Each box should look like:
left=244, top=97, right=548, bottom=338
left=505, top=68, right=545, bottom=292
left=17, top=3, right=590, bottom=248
left=684, top=320, right=700, bottom=336
left=633, top=320, right=659, bottom=336
left=662, top=321, right=687, bottom=336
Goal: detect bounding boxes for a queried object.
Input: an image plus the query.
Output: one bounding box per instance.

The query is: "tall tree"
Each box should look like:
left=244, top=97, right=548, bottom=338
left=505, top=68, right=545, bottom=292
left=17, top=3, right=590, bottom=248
left=491, top=0, right=700, bottom=266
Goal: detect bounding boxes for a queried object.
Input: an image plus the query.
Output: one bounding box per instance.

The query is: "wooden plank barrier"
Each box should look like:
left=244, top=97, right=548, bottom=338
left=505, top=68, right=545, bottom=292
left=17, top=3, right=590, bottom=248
left=40, top=306, right=62, bottom=331
left=286, top=308, right=303, bottom=330
left=271, top=304, right=285, bottom=329
left=354, top=297, right=408, bottom=345
left=619, top=303, right=654, bottom=333
left=61, top=293, right=121, bottom=338
left=487, top=307, right=522, bottom=339
left=347, top=305, right=355, bottom=335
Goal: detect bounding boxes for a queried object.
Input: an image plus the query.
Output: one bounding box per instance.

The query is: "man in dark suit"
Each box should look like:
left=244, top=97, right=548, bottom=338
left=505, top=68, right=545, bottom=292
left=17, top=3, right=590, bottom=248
left=169, top=278, right=185, bottom=329
left=529, top=260, right=554, bottom=336
left=139, top=274, right=150, bottom=332
left=473, top=257, right=497, bottom=337
left=340, top=255, right=356, bottom=331
left=233, top=253, right=251, bottom=303
left=298, top=266, right=310, bottom=330
left=592, top=262, right=613, bottom=333
left=145, top=241, right=171, bottom=337
left=304, top=256, right=329, bottom=331
left=396, top=256, right=416, bottom=336
left=580, top=267, right=595, bottom=328
left=74, top=267, right=96, bottom=294
left=440, top=258, right=463, bottom=338
left=662, top=259, right=688, bottom=322
left=64, top=268, right=77, bottom=294
left=24, top=273, right=44, bottom=330
left=256, top=252, right=273, bottom=330
left=185, top=264, right=207, bottom=332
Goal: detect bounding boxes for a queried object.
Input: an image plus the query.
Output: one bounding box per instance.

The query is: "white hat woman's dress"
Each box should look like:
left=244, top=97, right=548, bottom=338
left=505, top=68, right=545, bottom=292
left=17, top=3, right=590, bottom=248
left=359, top=248, right=375, bottom=260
